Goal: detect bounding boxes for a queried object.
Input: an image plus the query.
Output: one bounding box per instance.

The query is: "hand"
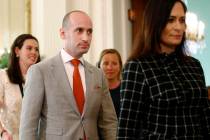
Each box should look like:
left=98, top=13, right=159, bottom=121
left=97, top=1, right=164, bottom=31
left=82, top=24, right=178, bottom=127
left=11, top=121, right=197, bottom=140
left=2, top=131, right=13, bottom=140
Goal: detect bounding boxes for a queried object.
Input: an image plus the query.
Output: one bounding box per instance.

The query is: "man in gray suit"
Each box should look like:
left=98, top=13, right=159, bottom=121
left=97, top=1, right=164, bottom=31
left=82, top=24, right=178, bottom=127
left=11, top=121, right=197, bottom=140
left=19, top=10, right=118, bottom=140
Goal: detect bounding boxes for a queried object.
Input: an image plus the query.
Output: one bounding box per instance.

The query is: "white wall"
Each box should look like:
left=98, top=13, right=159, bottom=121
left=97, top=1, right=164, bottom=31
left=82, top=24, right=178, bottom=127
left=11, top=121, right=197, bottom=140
left=112, top=0, right=132, bottom=63
left=31, top=0, right=66, bottom=58
left=0, top=0, right=26, bottom=54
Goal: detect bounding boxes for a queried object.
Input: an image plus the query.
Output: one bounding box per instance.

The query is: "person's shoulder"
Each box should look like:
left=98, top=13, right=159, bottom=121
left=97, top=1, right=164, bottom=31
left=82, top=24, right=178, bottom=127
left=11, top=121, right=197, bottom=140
left=26, top=55, right=59, bottom=75
left=127, top=55, right=153, bottom=63
left=83, top=60, right=105, bottom=77
left=125, top=58, right=145, bottom=67
left=184, top=56, right=201, bottom=64
left=0, top=68, right=7, bottom=77
left=182, top=56, right=203, bottom=69
left=33, top=54, right=60, bottom=67
left=0, top=69, right=9, bottom=83
left=0, top=68, right=6, bottom=73
left=84, top=60, right=101, bottom=72
left=123, top=58, right=144, bottom=72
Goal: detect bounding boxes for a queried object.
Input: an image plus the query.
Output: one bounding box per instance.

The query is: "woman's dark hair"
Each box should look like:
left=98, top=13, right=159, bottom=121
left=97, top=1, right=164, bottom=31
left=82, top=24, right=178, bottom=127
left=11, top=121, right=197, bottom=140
left=6, top=34, right=41, bottom=84
left=128, top=0, right=187, bottom=61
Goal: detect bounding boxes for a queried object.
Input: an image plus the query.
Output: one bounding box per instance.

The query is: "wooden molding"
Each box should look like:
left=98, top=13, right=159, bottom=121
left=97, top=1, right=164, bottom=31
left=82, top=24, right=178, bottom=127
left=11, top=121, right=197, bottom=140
left=128, top=9, right=136, bottom=22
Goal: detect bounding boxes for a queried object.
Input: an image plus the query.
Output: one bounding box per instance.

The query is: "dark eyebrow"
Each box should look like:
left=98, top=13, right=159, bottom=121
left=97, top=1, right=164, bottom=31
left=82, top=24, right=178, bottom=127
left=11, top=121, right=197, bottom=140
left=75, top=27, right=83, bottom=30
left=26, top=45, right=38, bottom=47
left=169, top=15, right=185, bottom=18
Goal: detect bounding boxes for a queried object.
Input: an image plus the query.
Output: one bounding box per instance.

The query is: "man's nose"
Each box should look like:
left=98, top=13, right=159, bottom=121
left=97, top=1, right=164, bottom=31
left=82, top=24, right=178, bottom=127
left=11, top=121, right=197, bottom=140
left=82, top=32, right=90, bottom=41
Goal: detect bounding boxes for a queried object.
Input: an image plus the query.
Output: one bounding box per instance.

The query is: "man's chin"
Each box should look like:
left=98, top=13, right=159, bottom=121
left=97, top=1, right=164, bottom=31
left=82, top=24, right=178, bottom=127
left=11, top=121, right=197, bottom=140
left=81, top=48, right=89, bottom=53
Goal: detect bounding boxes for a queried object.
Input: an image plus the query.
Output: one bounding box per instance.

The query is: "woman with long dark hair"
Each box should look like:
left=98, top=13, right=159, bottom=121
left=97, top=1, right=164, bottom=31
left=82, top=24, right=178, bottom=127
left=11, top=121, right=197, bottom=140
left=0, top=34, right=40, bottom=140
left=117, top=0, right=210, bottom=139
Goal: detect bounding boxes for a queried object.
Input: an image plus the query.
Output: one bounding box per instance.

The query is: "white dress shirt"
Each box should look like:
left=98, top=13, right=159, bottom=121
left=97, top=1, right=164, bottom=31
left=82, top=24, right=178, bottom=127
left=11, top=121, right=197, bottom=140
left=60, top=49, right=86, bottom=96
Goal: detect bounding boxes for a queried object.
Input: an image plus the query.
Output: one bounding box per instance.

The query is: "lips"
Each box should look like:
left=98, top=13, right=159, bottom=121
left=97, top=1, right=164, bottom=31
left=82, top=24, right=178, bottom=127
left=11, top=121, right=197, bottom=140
left=172, top=35, right=182, bottom=40
left=105, top=71, right=115, bottom=75
left=29, top=56, right=37, bottom=62
left=174, top=35, right=182, bottom=37
left=79, top=44, right=89, bottom=49
left=81, top=45, right=89, bottom=48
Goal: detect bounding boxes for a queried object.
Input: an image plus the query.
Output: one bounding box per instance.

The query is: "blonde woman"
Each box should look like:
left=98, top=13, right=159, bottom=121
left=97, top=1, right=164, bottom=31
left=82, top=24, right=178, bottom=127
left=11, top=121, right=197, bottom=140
left=98, top=49, right=122, bottom=118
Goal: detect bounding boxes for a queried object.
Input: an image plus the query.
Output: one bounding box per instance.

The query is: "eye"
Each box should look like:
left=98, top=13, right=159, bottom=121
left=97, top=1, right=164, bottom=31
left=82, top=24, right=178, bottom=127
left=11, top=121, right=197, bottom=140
left=112, top=62, right=118, bottom=66
left=179, top=17, right=186, bottom=24
left=76, top=28, right=84, bottom=33
left=87, top=29, right=93, bottom=35
left=26, top=46, right=32, bottom=50
left=167, top=17, right=175, bottom=23
left=35, top=47, right=39, bottom=52
left=102, top=61, right=110, bottom=67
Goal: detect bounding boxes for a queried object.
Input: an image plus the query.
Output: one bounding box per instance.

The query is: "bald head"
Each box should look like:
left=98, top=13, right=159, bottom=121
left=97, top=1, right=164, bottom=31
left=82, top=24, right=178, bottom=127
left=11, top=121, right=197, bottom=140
left=62, top=10, right=92, bottom=29
left=60, top=10, right=93, bottom=58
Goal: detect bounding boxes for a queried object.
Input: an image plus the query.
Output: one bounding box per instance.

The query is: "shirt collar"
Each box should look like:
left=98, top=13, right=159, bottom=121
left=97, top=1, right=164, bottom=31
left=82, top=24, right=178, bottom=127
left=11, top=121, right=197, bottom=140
left=61, top=48, right=84, bottom=65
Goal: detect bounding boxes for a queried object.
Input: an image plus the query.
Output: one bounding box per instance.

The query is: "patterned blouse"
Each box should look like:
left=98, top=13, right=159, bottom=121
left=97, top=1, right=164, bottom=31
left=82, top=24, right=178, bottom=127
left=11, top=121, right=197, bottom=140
left=0, top=69, right=22, bottom=140
left=117, top=52, right=210, bottom=139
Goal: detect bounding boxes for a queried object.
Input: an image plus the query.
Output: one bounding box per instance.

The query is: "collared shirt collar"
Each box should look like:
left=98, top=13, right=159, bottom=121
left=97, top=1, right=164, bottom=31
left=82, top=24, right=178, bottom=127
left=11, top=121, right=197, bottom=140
left=61, top=48, right=84, bottom=65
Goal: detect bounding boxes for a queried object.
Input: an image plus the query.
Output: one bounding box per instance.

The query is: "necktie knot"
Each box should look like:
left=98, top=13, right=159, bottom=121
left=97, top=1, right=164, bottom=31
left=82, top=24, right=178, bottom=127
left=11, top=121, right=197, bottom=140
left=71, top=59, right=80, bottom=67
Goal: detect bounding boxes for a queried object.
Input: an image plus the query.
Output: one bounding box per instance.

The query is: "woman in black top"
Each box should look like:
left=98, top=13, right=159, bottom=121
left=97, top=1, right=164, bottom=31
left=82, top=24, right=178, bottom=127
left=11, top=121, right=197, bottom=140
left=117, top=0, right=210, bottom=139
left=98, top=49, right=122, bottom=118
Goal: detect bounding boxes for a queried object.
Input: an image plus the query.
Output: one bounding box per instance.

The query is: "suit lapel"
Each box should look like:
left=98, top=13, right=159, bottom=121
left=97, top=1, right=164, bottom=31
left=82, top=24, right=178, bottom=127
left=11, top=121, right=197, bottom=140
left=51, top=53, right=79, bottom=115
left=83, top=61, right=94, bottom=115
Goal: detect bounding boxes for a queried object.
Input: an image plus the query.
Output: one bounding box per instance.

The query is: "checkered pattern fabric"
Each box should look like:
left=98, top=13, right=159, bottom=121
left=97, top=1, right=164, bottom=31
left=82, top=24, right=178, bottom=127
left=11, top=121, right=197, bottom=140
left=117, top=53, right=210, bottom=139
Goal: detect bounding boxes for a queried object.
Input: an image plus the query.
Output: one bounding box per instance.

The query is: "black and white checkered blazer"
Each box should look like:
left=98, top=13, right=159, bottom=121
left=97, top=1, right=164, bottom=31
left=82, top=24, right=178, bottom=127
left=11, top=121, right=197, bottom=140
left=117, top=52, right=210, bottom=140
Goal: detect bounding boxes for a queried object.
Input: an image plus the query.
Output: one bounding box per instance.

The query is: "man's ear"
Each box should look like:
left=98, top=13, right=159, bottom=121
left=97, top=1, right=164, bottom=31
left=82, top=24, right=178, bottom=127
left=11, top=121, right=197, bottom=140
left=59, top=28, right=65, bottom=39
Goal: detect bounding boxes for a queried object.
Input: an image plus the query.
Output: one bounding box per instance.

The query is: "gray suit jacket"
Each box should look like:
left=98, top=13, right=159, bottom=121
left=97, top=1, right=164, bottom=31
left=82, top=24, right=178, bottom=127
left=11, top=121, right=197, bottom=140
left=19, top=53, right=118, bottom=140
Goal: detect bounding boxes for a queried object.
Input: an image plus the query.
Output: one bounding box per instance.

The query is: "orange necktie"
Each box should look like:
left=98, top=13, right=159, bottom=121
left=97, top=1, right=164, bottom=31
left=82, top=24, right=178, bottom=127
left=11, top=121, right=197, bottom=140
left=71, top=59, right=85, bottom=114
